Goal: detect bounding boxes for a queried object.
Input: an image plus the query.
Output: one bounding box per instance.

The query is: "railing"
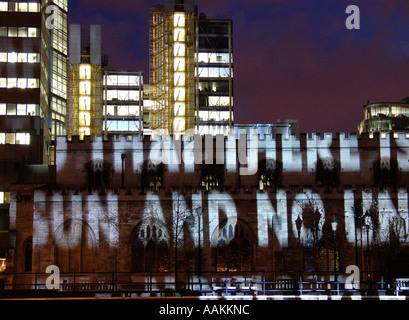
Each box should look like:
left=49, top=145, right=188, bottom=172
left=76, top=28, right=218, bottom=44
left=0, top=271, right=406, bottom=297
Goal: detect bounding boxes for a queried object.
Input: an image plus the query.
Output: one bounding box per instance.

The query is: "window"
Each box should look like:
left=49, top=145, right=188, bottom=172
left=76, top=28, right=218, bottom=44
left=18, top=78, right=27, bottom=89
left=28, top=27, right=38, bottom=38
left=28, top=2, right=40, bottom=12
left=214, top=218, right=253, bottom=272
left=8, top=27, right=17, bottom=37
left=132, top=219, right=170, bottom=273
left=7, top=78, right=16, bottom=88
left=0, top=133, right=30, bottom=145
left=0, top=104, right=5, bottom=115
left=0, top=192, right=10, bottom=204
left=17, top=53, right=27, bottom=63
left=8, top=52, right=17, bottom=63
left=18, top=2, right=28, bottom=11
left=0, top=2, right=7, bottom=11
left=0, top=27, right=6, bottom=37
left=0, top=79, right=6, bottom=88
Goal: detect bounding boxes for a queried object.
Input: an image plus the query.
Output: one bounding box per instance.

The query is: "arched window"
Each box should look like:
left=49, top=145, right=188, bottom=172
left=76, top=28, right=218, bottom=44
left=258, top=158, right=281, bottom=190
left=316, top=158, right=338, bottom=192
left=86, top=160, right=111, bottom=191
left=141, top=161, right=164, bottom=192
left=132, top=219, right=169, bottom=272
left=212, top=218, right=253, bottom=272
left=54, top=219, right=95, bottom=273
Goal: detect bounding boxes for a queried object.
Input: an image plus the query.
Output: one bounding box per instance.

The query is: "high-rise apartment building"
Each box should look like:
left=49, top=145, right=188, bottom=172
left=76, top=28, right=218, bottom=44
left=149, top=0, right=233, bottom=137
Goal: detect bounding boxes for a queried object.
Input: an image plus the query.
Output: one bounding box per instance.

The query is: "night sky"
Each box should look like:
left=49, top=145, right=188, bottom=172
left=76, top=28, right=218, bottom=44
left=68, top=0, right=409, bottom=134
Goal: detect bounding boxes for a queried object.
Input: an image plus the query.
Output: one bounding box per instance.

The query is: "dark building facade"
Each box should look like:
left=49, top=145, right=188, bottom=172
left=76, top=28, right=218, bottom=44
left=4, top=132, right=409, bottom=291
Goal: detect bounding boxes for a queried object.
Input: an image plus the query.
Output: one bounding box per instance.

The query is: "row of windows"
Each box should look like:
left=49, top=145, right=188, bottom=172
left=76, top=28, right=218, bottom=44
left=0, top=52, right=40, bottom=63
left=0, top=78, right=40, bottom=89
left=198, top=81, right=230, bottom=93
left=50, top=10, right=68, bottom=55
left=105, top=89, right=142, bottom=102
left=197, top=52, right=232, bottom=64
left=0, top=103, right=38, bottom=116
left=199, top=96, right=232, bottom=107
left=199, top=110, right=231, bottom=122
left=0, top=2, right=40, bottom=12
left=51, top=97, right=66, bottom=116
left=0, top=27, right=40, bottom=38
left=104, top=75, right=142, bottom=87
left=105, top=105, right=141, bottom=116
left=104, top=120, right=142, bottom=132
left=196, top=67, right=233, bottom=78
left=0, top=133, right=30, bottom=145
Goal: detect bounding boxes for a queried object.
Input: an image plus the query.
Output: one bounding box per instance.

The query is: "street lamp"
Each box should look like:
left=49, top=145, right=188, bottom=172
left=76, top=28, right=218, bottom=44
left=295, top=215, right=304, bottom=271
left=196, top=206, right=203, bottom=291
left=331, top=216, right=338, bottom=283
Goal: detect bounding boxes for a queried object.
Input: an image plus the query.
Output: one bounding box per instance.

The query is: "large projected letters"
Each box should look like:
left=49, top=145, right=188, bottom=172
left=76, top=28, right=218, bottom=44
left=257, top=190, right=288, bottom=248
left=208, top=192, right=237, bottom=245
left=282, top=135, right=302, bottom=172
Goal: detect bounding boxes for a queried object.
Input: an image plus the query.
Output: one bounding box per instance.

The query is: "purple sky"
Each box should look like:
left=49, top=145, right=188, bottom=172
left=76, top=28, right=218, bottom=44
left=68, top=0, right=409, bottom=134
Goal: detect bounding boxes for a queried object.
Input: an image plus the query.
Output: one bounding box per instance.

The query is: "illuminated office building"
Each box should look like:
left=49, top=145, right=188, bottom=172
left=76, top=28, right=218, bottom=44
left=196, top=17, right=233, bottom=135
left=0, top=0, right=67, bottom=273
left=49, top=0, right=68, bottom=140
left=103, top=70, right=144, bottom=135
left=149, top=0, right=233, bottom=137
left=358, top=97, right=409, bottom=134
left=67, top=24, right=104, bottom=138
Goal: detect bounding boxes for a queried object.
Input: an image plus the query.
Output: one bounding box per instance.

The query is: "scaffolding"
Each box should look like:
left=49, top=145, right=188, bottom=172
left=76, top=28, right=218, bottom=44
left=67, top=61, right=103, bottom=138
left=149, top=6, right=195, bottom=137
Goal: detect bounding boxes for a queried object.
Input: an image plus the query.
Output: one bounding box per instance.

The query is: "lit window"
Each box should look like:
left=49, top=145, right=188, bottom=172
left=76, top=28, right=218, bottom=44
left=0, top=78, right=6, bottom=88
left=0, top=134, right=4, bottom=144
left=80, top=81, right=91, bottom=95
left=5, top=133, right=15, bottom=144
left=17, top=104, right=26, bottom=115
left=0, top=259, right=6, bottom=272
left=27, top=104, right=36, bottom=115
left=8, top=52, right=17, bottom=63
left=28, top=28, right=38, bottom=38
left=18, top=27, right=28, bottom=37
left=15, top=133, right=30, bottom=145
left=7, top=78, right=17, bottom=88
left=18, top=3, right=28, bottom=12
left=27, top=78, right=39, bottom=88
left=0, top=52, right=5, bottom=62
left=28, top=53, right=39, bottom=63
left=17, top=79, right=27, bottom=89
left=28, top=2, right=40, bottom=12
left=18, top=53, right=27, bottom=63
left=79, top=64, right=91, bottom=80
left=0, top=2, right=7, bottom=11
left=0, top=104, right=5, bottom=115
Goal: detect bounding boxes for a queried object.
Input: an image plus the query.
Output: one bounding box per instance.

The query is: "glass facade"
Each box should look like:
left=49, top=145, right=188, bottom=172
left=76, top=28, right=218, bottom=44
left=196, top=19, right=233, bottom=135
left=103, top=71, right=144, bottom=133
